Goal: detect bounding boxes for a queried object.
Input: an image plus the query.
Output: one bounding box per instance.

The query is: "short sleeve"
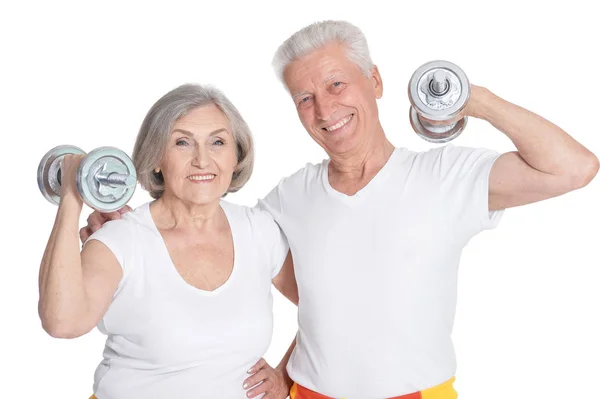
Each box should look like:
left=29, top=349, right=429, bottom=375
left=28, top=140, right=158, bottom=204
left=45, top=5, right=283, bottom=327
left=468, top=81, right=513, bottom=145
left=250, top=205, right=289, bottom=279
left=257, top=180, right=285, bottom=223
left=84, top=219, right=135, bottom=276
left=434, top=144, right=504, bottom=235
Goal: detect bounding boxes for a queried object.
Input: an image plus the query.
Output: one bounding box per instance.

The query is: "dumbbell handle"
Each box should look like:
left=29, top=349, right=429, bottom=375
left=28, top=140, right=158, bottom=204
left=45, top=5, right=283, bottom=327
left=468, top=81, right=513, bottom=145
left=431, top=70, right=448, bottom=95
left=95, top=172, right=136, bottom=188
left=57, top=163, right=136, bottom=188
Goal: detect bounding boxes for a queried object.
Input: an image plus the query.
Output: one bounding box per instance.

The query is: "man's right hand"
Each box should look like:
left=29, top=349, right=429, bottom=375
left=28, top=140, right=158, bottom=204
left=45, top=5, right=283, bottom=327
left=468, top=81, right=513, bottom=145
left=79, top=205, right=133, bottom=243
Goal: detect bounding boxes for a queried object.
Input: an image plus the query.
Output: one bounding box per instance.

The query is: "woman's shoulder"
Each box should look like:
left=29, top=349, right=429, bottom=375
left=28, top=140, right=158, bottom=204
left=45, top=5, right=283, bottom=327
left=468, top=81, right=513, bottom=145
left=220, top=200, right=287, bottom=268
left=94, top=202, right=153, bottom=237
left=221, top=200, right=276, bottom=230
left=121, top=202, right=152, bottom=225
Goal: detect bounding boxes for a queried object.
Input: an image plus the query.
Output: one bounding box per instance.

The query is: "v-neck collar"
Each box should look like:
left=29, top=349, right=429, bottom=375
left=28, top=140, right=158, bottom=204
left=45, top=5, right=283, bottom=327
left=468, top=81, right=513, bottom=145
left=321, top=147, right=402, bottom=205
left=143, top=201, right=238, bottom=296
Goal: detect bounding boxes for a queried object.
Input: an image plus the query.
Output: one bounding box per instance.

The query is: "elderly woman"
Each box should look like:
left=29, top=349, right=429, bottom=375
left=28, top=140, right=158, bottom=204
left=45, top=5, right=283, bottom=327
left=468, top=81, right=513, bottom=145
left=38, top=84, right=297, bottom=399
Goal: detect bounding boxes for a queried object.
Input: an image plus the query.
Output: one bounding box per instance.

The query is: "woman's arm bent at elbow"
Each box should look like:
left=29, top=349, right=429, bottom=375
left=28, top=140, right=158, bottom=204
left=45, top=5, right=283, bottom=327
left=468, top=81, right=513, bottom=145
left=38, top=154, right=122, bottom=338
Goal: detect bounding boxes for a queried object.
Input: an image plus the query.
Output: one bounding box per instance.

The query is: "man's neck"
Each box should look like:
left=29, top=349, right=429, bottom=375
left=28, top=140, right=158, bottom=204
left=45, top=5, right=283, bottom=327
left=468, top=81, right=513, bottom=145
left=327, top=138, right=395, bottom=195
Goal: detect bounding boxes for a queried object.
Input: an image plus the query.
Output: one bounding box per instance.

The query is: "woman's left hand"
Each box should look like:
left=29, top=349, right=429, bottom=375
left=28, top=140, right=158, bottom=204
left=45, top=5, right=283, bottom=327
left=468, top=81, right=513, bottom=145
left=243, top=358, right=292, bottom=399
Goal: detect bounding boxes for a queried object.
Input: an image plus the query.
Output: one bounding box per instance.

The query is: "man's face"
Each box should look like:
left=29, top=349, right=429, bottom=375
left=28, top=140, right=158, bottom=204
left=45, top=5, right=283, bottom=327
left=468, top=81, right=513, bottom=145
left=283, top=42, right=382, bottom=156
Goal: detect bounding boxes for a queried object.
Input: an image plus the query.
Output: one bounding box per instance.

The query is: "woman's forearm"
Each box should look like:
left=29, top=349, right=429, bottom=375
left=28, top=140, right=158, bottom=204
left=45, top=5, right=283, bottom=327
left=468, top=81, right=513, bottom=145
left=38, top=196, right=90, bottom=337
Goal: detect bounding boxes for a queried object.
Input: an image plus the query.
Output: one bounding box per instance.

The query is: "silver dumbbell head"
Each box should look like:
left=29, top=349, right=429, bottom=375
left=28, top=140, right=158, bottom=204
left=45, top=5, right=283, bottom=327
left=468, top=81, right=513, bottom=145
left=408, top=60, right=470, bottom=143
left=37, top=145, right=86, bottom=205
left=409, top=107, right=468, bottom=143
left=76, top=147, right=137, bottom=212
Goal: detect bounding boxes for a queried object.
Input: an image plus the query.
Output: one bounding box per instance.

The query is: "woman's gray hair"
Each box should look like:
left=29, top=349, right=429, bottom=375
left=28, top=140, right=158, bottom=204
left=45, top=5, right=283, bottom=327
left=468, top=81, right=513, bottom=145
left=133, top=84, right=254, bottom=199
left=272, top=20, right=374, bottom=86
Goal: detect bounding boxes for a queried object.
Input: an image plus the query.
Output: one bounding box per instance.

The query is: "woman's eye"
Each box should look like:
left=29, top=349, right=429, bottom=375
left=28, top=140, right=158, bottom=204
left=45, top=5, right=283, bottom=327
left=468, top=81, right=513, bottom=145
left=176, top=139, right=189, bottom=146
left=213, top=139, right=224, bottom=146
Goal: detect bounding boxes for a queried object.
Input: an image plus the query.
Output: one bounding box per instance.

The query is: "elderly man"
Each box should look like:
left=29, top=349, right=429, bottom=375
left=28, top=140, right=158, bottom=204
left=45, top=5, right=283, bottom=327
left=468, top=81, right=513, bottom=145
left=82, top=20, right=598, bottom=399
left=258, top=20, right=597, bottom=399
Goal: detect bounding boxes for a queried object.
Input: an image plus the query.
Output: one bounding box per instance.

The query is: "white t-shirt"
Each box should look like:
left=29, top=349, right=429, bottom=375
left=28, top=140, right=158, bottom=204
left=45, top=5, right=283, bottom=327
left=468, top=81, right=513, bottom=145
left=258, top=144, right=504, bottom=398
left=86, top=200, right=288, bottom=399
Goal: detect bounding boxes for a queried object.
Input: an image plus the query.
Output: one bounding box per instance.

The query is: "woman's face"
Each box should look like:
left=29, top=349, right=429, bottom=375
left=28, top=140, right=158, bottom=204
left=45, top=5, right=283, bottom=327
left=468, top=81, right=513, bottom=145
left=160, top=104, right=238, bottom=205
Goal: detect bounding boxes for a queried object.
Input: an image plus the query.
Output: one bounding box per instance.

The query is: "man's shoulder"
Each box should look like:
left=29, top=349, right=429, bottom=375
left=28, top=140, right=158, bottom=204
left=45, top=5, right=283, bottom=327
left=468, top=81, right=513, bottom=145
left=275, top=159, right=325, bottom=189
left=258, top=160, right=325, bottom=216
left=405, top=144, right=498, bottom=165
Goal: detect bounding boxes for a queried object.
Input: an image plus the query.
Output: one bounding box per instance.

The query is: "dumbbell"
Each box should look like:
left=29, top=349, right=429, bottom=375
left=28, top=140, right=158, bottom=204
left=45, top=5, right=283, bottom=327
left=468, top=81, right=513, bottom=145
left=37, top=145, right=137, bottom=212
left=408, top=60, right=470, bottom=143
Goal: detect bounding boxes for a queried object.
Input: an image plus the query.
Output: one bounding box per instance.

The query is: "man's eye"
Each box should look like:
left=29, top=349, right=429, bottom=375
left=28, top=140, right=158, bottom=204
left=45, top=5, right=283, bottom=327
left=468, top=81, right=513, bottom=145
left=332, top=82, right=342, bottom=87
left=298, top=96, right=312, bottom=106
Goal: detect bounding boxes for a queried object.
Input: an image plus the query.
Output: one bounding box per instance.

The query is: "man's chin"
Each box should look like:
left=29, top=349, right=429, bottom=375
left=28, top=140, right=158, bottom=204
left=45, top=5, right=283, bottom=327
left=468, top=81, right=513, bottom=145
left=322, top=137, right=360, bottom=157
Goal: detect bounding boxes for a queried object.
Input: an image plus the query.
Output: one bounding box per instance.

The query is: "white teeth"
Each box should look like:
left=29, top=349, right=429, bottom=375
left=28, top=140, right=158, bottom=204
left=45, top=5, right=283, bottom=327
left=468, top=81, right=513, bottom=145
left=188, top=175, right=215, bottom=181
left=324, top=114, right=353, bottom=132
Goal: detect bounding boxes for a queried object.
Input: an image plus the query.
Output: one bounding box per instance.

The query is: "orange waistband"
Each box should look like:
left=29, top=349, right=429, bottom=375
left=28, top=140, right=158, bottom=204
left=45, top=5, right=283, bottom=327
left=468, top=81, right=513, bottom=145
left=289, top=377, right=457, bottom=399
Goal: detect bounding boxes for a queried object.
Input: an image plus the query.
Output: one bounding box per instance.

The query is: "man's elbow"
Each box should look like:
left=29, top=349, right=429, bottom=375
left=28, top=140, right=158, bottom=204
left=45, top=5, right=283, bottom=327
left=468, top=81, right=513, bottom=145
left=568, top=152, right=600, bottom=190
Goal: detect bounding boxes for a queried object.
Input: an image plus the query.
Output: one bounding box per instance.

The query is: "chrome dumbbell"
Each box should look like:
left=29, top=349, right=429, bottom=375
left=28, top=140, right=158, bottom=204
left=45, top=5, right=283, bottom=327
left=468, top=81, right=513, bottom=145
left=37, top=145, right=137, bottom=212
left=408, top=60, right=470, bottom=143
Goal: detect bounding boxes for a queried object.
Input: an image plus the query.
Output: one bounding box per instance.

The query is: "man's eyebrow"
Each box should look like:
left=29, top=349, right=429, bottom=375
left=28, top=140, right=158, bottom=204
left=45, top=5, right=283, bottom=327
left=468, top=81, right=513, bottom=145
left=324, top=74, right=339, bottom=83
left=291, top=73, right=345, bottom=100
left=292, top=91, right=311, bottom=100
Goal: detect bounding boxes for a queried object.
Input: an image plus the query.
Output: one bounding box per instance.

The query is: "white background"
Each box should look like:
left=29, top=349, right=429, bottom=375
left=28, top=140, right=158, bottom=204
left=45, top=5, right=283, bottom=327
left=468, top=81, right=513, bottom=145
left=1, top=1, right=598, bottom=398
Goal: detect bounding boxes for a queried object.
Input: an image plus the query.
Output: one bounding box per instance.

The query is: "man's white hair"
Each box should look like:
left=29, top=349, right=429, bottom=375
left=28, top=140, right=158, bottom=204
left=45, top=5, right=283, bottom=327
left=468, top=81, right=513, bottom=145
left=272, top=20, right=374, bottom=87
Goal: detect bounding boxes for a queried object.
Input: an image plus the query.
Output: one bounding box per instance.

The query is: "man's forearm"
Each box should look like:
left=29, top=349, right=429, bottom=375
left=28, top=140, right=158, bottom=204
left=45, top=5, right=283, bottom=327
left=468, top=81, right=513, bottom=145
left=472, top=86, right=598, bottom=183
left=276, top=336, right=297, bottom=389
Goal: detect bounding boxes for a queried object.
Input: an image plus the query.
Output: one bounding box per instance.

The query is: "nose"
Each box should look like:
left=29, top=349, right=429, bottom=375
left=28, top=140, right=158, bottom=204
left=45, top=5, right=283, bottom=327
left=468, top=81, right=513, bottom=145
left=191, top=144, right=210, bottom=168
left=315, top=93, right=336, bottom=121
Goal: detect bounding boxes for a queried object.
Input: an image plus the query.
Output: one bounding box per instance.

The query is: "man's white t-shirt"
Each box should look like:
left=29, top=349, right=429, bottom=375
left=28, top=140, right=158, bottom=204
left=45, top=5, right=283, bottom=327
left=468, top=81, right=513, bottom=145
left=86, top=201, right=288, bottom=399
left=259, top=144, right=504, bottom=398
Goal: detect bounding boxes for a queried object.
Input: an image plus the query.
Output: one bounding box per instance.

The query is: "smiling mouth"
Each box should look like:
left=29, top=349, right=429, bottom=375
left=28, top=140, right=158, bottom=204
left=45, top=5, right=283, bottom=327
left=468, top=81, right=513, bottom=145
left=323, top=114, right=354, bottom=132
left=188, top=174, right=216, bottom=182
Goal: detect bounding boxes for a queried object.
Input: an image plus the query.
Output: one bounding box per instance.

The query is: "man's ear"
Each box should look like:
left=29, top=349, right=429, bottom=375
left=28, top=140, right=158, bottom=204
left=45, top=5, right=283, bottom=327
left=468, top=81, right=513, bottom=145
left=371, top=65, right=383, bottom=99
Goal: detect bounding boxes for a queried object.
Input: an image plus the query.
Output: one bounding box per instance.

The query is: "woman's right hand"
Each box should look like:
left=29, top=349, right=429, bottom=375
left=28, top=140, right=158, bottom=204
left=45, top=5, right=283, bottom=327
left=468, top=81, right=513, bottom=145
left=79, top=205, right=133, bottom=243
left=59, top=154, right=86, bottom=205
left=59, top=153, right=132, bottom=243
